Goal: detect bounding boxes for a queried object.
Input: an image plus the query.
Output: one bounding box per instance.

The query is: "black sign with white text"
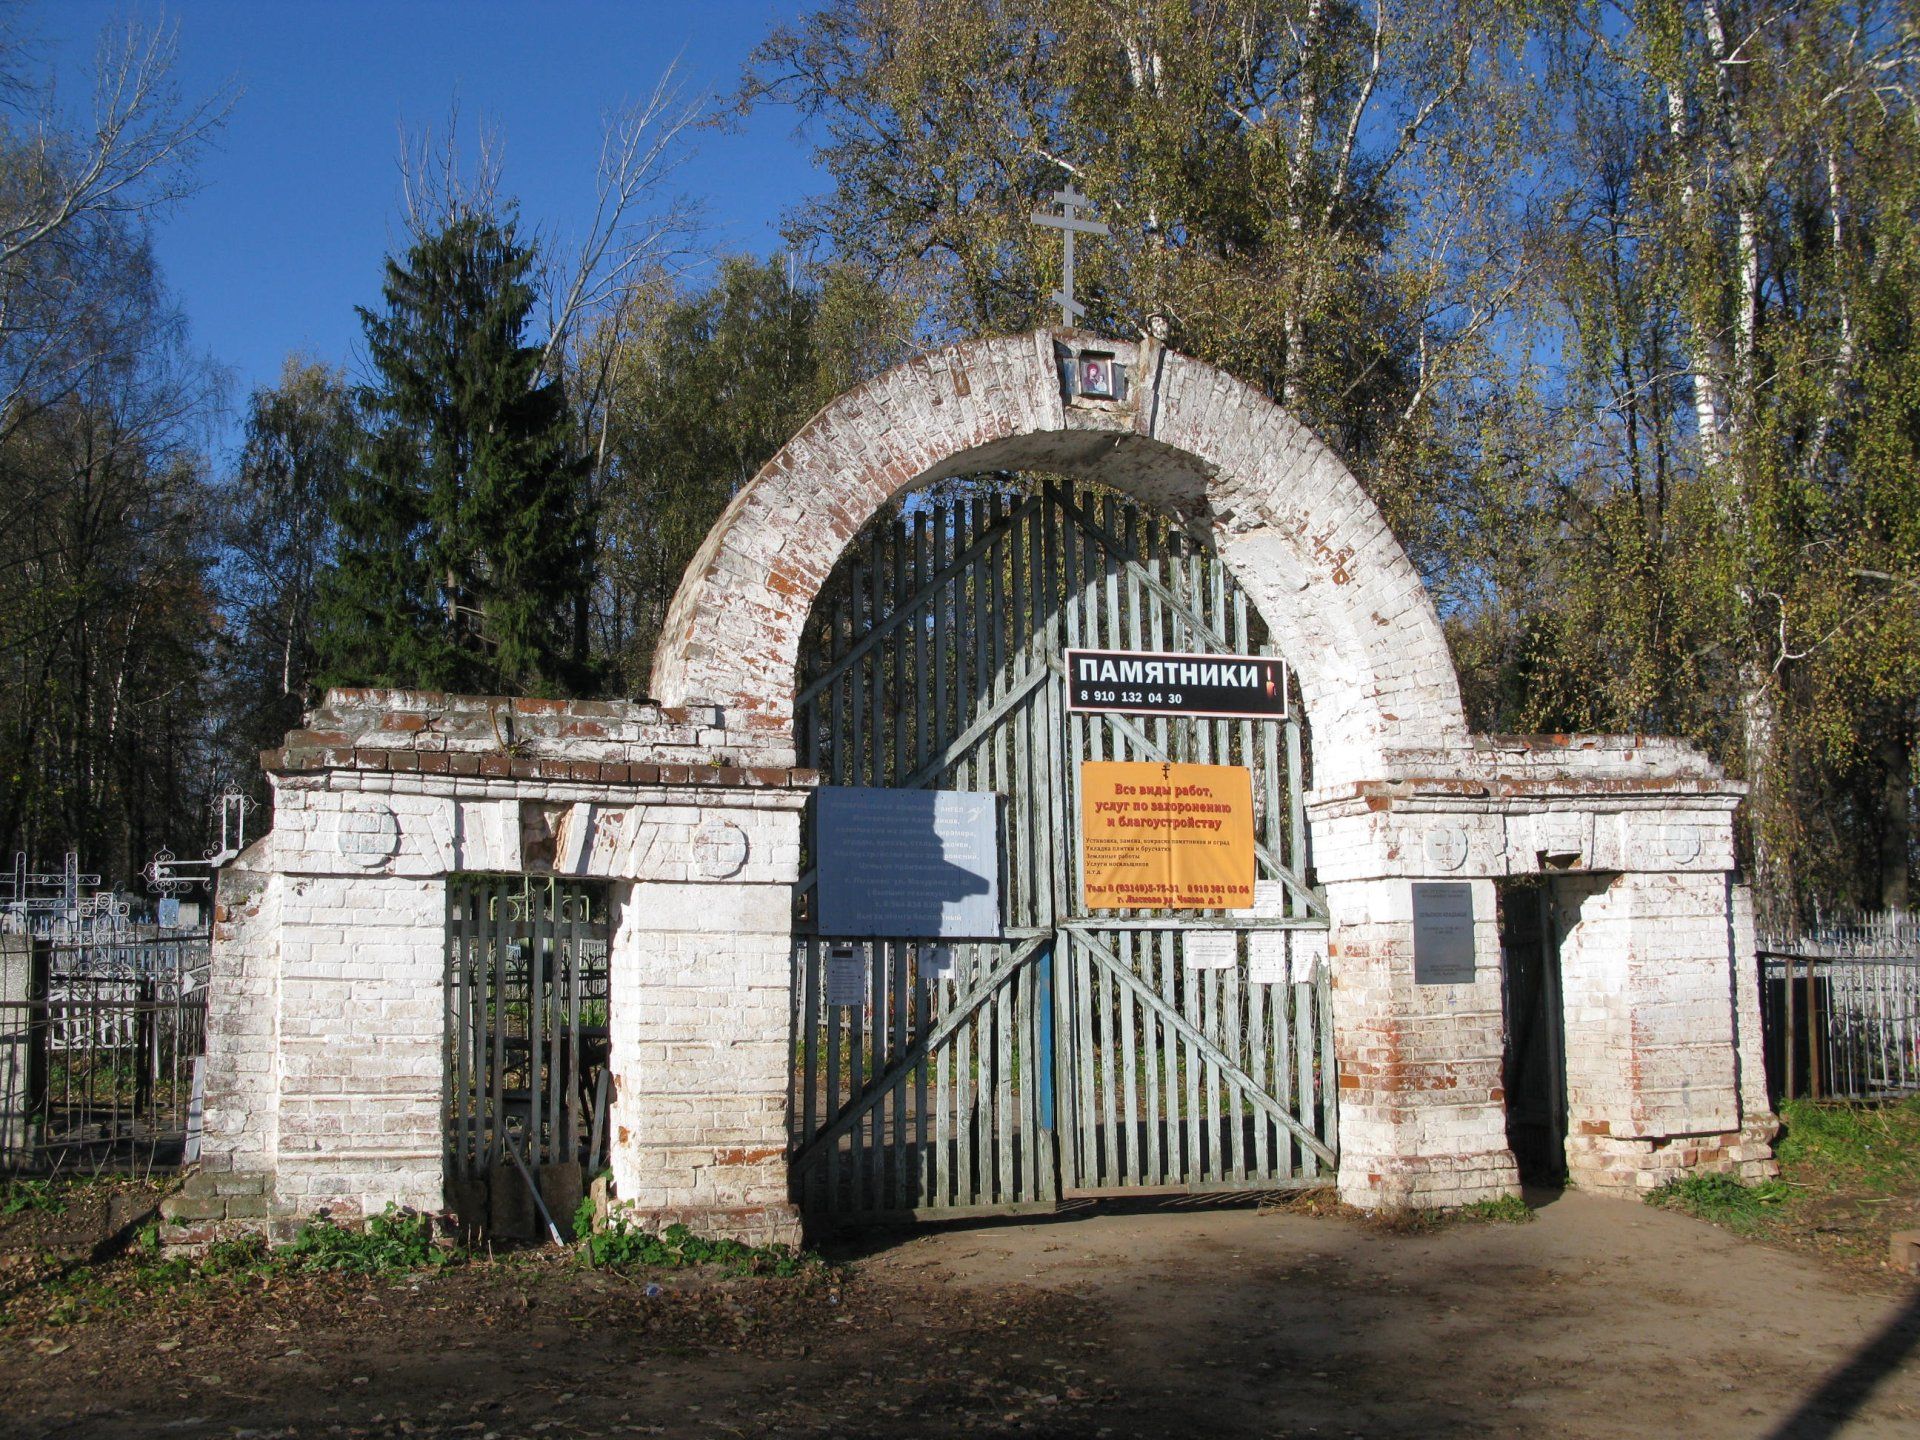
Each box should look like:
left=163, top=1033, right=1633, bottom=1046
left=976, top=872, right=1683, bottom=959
left=1065, top=648, right=1288, bottom=721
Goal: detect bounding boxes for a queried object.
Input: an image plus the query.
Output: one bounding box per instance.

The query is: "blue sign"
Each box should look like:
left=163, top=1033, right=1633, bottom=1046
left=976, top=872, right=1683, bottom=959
left=157, top=898, right=181, bottom=928
left=816, top=788, right=1002, bottom=939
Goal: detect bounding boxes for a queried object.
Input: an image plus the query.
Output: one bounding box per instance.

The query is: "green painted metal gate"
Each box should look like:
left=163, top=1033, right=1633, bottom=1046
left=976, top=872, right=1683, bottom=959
left=790, top=480, right=1335, bottom=1223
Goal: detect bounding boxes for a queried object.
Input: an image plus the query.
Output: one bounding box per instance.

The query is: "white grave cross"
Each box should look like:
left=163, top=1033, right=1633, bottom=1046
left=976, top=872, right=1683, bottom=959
left=1031, top=183, right=1108, bottom=328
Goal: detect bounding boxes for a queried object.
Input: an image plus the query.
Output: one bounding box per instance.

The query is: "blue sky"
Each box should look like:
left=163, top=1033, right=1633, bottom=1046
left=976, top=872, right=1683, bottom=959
left=28, top=1, right=821, bottom=455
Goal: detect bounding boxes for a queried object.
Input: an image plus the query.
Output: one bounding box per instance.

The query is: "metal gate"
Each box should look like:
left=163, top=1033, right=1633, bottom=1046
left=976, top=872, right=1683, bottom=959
left=444, top=876, right=611, bottom=1230
left=790, top=480, right=1334, bottom=1222
left=2, top=930, right=209, bottom=1173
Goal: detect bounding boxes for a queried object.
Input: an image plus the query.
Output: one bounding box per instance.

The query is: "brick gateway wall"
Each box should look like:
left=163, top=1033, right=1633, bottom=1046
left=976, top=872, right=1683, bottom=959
left=174, top=331, right=1773, bottom=1246
left=650, top=331, right=1775, bottom=1211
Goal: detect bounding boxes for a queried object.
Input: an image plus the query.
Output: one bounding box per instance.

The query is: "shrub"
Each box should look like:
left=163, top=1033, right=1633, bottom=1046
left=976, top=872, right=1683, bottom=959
left=1457, top=1194, right=1534, bottom=1224
left=278, top=1206, right=454, bottom=1275
left=1647, top=1172, right=1788, bottom=1228
left=583, top=1218, right=816, bottom=1278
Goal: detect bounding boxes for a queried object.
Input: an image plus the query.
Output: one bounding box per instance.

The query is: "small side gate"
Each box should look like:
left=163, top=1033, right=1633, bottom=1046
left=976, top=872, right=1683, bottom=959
left=445, top=876, right=611, bottom=1235
left=790, top=481, right=1336, bottom=1224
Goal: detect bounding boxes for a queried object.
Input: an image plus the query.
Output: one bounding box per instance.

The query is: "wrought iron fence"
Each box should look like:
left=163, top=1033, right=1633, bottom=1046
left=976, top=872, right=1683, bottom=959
left=1759, top=914, right=1920, bottom=1103
left=1, top=929, right=210, bottom=1173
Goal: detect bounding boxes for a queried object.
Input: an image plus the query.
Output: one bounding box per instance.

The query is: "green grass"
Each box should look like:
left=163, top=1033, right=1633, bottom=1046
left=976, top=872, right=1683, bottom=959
left=1354, top=1192, right=1534, bottom=1233
left=1, top=1179, right=67, bottom=1216
left=1773, top=1096, right=1920, bottom=1197
left=4, top=1205, right=462, bottom=1330
left=1455, top=1194, right=1534, bottom=1224
left=1644, top=1097, right=1920, bottom=1247
left=1647, top=1172, right=1792, bottom=1230
left=580, top=1216, right=819, bottom=1278
left=275, top=1206, right=455, bottom=1275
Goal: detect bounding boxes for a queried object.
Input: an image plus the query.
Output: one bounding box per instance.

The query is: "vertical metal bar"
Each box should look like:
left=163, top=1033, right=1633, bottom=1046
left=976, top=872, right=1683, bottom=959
left=1807, top=962, right=1822, bottom=1101
left=1014, top=955, right=1035, bottom=1202
left=467, top=887, right=487, bottom=1177
left=935, top=500, right=951, bottom=769
left=1202, top=963, right=1220, bottom=1181
left=490, top=882, right=509, bottom=1170
left=1042, top=482, right=1073, bottom=1198
left=528, top=885, right=547, bottom=1165
left=1037, top=946, right=1057, bottom=1152
left=892, top=518, right=908, bottom=785
left=442, top=911, right=459, bottom=1182
left=955, top=499, right=972, bottom=735
left=989, top=491, right=1006, bottom=693
left=891, top=942, right=909, bottom=1211
left=1145, top=515, right=1170, bottom=767
left=914, top=509, right=930, bottom=773
left=566, top=893, right=584, bottom=1161
left=848, top=551, right=866, bottom=788
left=824, top=944, right=842, bottom=1208
left=1297, top=975, right=1319, bottom=1177
left=935, top=957, right=952, bottom=1207
left=956, top=944, right=975, bottom=1204
left=1142, top=931, right=1163, bottom=1185
left=1098, top=936, right=1119, bottom=1184
left=869, top=529, right=886, bottom=786
left=802, top=939, right=820, bottom=1150
left=1226, top=945, right=1247, bottom=1184
left=1250, top=950, right=1271, bottom=1179
left=1286, top=713, right=1308, bottom=904
left=1180, top=937, right=1200, bottom=1184
left=1068, top=936, right=1090, bottom=1187
left=997, top=949, right=1015, bottom=1203
left=1784, top=951, right=1797, bottom=1102
left=1319, top=955, right=1338, bottom=1161
left=914, top=947, right=930, bottom=1207
left=1276, top=961, right=1295, bottom=1177
left=451, top=883, right=471, bottom=1179
left=873, top=937, right=889, bottom=1213
left=1012, top=665, right=1035, bottom=936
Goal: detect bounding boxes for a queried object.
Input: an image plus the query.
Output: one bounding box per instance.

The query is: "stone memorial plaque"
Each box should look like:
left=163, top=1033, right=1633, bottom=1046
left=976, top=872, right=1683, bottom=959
left=817, top=787, right=1001, bottom=938
left=1412, top=881, right=1476, bottom=985
left=1184, top=931, right=1237, bottom=969
left=826, top=944, right=869, bottom=1007
left=1247, top=931, right=1291, bottom=985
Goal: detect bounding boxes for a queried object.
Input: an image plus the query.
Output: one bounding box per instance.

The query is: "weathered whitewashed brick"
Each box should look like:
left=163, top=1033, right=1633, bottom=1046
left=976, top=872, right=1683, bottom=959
left=186, top=332, right=1775, bottom=1248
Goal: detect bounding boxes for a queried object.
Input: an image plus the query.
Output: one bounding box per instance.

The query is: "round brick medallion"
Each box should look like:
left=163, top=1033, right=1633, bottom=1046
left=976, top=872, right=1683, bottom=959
left=336, top=801, right=399, bottom=868
left=693, top=817, right=749, bottom=878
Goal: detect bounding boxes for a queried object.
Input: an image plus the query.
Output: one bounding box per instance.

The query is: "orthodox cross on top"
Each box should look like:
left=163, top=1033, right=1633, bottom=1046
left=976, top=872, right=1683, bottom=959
left=1031, top=183, right=1108, bottom=328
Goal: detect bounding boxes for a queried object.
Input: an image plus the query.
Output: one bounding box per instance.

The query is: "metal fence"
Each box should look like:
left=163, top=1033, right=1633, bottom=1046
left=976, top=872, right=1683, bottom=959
left=1759, top=914, right=1920, bottom=1103
left=1, top=929, right=210, bottom=1173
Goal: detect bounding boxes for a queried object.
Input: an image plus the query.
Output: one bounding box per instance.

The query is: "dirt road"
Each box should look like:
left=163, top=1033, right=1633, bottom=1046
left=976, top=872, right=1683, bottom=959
left=5, top=1190, right=1917, bottom=1438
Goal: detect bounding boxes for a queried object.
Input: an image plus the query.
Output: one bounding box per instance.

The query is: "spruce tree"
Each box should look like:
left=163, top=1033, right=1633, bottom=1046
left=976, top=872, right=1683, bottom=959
left=315, top=209, right=591, bottom=696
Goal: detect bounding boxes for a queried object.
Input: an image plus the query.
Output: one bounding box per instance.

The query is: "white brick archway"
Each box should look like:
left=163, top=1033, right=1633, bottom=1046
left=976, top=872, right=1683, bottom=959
left=651, top=331, right=1468, bottom=792
left=651, top=330, right=1775, bottom=1211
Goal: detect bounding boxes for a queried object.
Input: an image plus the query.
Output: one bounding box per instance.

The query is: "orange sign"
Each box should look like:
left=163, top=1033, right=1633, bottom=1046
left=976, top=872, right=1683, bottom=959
left=1080, top=761, right=1256, bottom=910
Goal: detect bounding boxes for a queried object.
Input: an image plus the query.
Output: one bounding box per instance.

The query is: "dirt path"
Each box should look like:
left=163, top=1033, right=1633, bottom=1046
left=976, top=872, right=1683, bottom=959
left=4, top=1190, right=1917, bottom=1438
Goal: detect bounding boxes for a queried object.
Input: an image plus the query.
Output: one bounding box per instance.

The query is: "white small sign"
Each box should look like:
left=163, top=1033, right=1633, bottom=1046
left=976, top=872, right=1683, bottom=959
left=1248, top=931, right=1291, bottom=985
left=920, top=944, right=956, bottom=981
left=826, top=944, right=869, bottom=1007
left=1233, top=880, right=1290, bottom=920
left=1293, top=928, right=1330, bottom=986
left=1184, top=932, right=1237, bottom=970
